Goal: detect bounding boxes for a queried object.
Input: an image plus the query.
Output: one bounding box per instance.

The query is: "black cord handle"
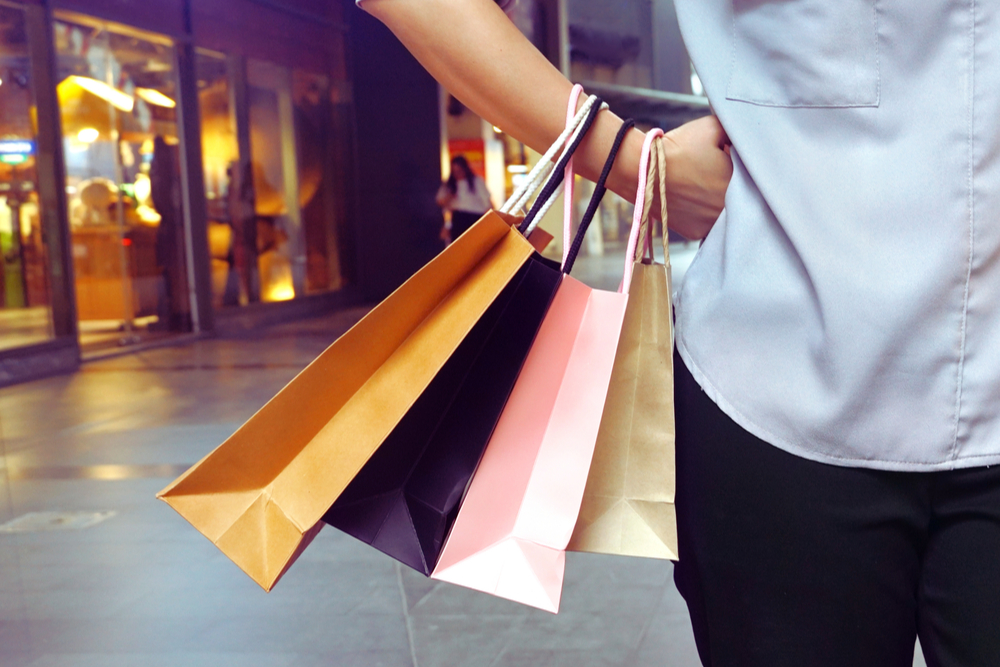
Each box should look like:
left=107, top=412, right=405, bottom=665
left=518, top=97, right=604, bottom=235
left=562, top=119, right=635, bottom=274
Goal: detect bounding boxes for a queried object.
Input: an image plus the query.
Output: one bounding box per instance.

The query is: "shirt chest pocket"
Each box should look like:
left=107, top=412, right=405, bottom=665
left=726, top=0, right=880, bottom=108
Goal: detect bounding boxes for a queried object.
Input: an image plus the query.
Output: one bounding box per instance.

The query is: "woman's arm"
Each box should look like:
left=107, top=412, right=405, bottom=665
left=435, top=183, right=453, bottom=209
left=361, top=0, right=731, bottom=239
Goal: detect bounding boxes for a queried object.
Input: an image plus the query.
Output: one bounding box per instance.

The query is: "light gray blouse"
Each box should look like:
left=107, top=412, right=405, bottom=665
left=673, top=0, right=1000, bottom=471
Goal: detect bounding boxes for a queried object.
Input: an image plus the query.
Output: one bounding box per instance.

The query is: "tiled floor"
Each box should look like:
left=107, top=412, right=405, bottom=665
left=0, top=248, right=928, bottom=667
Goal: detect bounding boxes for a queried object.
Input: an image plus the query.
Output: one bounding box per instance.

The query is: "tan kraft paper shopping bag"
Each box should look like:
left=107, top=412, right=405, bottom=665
left=567, top=132, right=678, bottom=560
left=158, top=211, right=535, bottom=591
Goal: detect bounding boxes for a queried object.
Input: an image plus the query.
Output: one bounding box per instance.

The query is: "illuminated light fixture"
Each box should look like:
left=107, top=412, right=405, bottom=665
left=77, top=127, right=99, bottom=143
left=136, top=88, right=176, bottom=109
left=68, top=75, right=134, bottom=112
left=265, top=276, right=296, bottom=302
left=506, top=164, right=528, bottom=174
left=0, top=77, right=4, bottom=86
left=492, top=125, right=503, bottom=134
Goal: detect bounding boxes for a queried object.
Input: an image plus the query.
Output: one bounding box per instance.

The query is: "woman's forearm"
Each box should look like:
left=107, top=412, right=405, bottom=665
left=363, top=0, right=643, bottom=203
left=362, top=0, right=732, bottom=239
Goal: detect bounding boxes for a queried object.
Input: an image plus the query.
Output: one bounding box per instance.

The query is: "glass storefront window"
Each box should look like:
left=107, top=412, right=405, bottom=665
left=54, top=18, right=190, bottom=350
left=292, top=70, right=343, bottom=294
left=247, top=59, right=300, bottom=303
left=243, top=59, right=345, bottom=304
left=0, top=4, right=55, bottom=351
left=195, top=52, right=246, bottom=308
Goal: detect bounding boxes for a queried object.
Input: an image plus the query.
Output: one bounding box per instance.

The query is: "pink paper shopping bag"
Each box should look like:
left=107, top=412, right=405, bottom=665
left=432, top=109, right=642, bottom=613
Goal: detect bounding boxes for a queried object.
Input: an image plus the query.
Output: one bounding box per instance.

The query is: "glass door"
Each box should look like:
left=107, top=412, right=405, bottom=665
left=54, top=18, right=190, bottom=350
left=0, top=3, right=55, bottom=351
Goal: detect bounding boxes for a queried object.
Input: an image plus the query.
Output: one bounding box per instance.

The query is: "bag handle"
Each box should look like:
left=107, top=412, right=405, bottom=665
left=561, top=118, right=635, bottom=274
left=519, top=90, right=597, bottom=235
left=622, top=129, right=667, bottom=293
left=635, top=134, right=669, bottom=262
left=500, top=89, right=601, bottom=217
left=561, top=85, right=584, bottom=266
left=647, top=136, right=670, bottom=259
left=518, top=96, right=604, bottom=235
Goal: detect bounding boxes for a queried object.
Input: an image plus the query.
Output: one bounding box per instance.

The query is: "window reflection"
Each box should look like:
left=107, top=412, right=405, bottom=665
left=293, top=70, right=343, bottom=294
left=196, top=53, right=250, bottom=307
left=248, top=59, right=299, bottom=303
left=245, top=60, right=345, bottom=305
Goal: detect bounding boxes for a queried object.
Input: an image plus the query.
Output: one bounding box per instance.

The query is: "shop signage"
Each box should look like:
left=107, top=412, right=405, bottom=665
left=0, top=140, right=34, bottom=165
left=448, top=138, right=486, bottom=179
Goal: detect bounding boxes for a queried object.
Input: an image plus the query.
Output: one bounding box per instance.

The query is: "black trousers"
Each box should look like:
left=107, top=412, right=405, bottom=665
left=450, top=211, right=482, bottom=240
left=672, top=353, right=1000, bottom=667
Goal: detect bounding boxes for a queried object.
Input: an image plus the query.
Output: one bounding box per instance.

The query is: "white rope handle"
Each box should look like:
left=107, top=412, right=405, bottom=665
left=561, top=85, right=584, bottom=266
left=501, top=95, right=596, bottom=215
left=499, top=93, right=602, bottom=215
left=523, top=182, right=564, bottom=233
left=520, top=95, right=608, bottom=236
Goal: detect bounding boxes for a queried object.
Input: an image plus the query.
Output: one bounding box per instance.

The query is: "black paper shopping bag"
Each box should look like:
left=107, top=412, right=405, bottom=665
left=322, top=253, right=562, bottom=574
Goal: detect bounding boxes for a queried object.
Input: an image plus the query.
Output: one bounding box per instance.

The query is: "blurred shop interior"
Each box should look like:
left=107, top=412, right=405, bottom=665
left=0, top=0, right=704, bottom=386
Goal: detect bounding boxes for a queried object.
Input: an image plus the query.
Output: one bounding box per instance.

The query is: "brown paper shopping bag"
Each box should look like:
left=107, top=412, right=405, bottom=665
left=567, top=131, right=678, bottom=560
left=158, top=211, right=535, bottom=591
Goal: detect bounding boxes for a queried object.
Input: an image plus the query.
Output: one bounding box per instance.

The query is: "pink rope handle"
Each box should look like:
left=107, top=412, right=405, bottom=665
left=561, top=84, right=584, bottom=268
left=621, top=128, right=664, bottom=294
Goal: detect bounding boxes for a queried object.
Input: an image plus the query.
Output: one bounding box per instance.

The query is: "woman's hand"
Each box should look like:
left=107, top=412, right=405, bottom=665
left=661, top=116, right=733, bottom=241
left=436, top=186, right=453, bottom=209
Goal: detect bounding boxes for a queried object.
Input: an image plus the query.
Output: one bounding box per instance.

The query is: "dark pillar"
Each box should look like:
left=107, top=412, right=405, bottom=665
left=346, top=2, right=445, bottom=301
left=175, top=0, right=214, bottom=332
left=25, top=2, right=77, bottom=341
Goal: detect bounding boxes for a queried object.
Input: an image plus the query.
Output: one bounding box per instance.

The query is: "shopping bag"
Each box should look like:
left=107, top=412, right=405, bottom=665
left=431, top=117, right=638, bottom=613
left=157, top=210, right=535, bottom=591
left=322, top=254, right=561, bottom=573
left=156, top=95, right=605, bottom=592
left=321, top=96, right=604, bottom=575
left=568, top=131, right=678, bottom=560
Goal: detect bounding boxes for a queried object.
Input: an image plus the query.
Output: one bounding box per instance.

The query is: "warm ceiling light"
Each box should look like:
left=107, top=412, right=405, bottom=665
left=68, top=75, right=134, bottom=112
left=136, top=88, right=176, bottom=109
left=77, top=128, right=99, bottom=143
left=0, top=78, right=4, bottom=87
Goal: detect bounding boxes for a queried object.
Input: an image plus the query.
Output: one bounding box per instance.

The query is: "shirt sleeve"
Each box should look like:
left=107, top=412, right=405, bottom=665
left=475, top=178, right=494, bottom=211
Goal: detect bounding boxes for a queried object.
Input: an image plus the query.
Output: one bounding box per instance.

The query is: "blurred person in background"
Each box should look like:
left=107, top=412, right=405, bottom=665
left=436, top=155, right=492, bottom=243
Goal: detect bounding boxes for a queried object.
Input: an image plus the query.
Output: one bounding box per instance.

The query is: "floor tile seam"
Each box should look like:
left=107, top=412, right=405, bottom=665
left=0, top=414, right=32, bottom=627
left=485, top=614, right=530, bottom=667
left=395, top=562, right=420, bottom=667
left=619, top=576, right=673, bottom=666
left=406, top=578, right=447, bottom=615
